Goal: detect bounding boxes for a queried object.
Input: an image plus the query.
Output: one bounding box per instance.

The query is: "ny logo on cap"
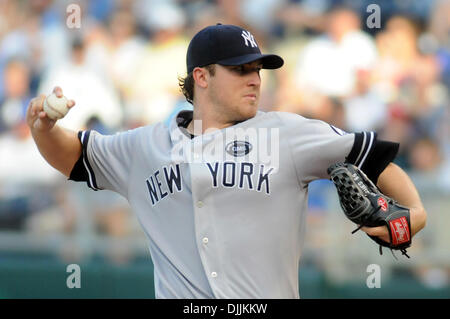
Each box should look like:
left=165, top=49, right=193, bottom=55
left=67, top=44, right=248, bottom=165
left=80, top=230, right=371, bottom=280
left=241, top=30, right=257, bottom=48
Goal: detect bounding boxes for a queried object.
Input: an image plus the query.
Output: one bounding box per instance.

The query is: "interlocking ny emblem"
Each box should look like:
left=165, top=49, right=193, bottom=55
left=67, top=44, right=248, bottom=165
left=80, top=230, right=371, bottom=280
left=241, top=30, right=257, bottom=48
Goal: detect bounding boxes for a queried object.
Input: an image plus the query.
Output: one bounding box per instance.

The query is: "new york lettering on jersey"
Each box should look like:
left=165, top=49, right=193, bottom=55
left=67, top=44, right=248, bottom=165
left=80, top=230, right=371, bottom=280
left=142, top=119, right=280, bottom=206
left=145, top=161, right=275, bottom=206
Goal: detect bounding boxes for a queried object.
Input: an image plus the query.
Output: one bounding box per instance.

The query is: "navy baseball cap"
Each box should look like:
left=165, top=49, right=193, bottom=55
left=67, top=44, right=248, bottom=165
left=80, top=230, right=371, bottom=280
left=186, top=24, right=284, bottom=73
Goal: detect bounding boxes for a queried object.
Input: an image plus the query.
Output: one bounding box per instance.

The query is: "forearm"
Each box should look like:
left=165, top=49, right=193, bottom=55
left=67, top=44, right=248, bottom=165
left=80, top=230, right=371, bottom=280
left=376, top=162, right=427, bottom=236
left=31, top=125, right=81, bottom=177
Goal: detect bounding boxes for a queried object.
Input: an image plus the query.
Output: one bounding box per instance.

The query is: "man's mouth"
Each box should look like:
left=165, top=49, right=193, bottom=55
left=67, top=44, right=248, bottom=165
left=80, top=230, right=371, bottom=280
left=244, top=94, right=257, bottom=100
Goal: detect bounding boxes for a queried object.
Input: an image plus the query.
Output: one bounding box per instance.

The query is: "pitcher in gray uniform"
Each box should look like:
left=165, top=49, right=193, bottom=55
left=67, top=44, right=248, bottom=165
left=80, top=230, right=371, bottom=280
left=26, top=24, right=427, bottom=298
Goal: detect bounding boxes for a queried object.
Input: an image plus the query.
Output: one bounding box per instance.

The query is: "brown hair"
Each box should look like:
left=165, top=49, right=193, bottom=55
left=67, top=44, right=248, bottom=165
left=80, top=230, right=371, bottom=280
left=178, top=64, right=215, bottom=105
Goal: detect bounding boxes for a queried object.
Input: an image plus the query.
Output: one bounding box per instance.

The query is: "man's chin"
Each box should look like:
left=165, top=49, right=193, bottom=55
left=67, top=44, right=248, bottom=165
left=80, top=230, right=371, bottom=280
left=236, top=106, right=258, bottom=122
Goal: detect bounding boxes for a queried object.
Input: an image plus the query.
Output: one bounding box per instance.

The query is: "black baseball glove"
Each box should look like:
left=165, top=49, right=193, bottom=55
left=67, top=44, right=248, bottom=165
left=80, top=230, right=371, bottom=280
left=327, top=162, right=411, bottom=258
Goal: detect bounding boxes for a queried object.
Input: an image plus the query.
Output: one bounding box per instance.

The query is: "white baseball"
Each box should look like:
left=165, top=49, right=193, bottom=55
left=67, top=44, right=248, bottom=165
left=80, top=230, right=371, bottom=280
left=43, top=93, right=69, bottom=120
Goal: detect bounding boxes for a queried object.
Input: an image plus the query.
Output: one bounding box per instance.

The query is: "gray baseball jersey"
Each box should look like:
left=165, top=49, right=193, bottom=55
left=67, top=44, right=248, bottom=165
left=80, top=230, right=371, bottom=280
left=69, top=110, right=398, bottom=298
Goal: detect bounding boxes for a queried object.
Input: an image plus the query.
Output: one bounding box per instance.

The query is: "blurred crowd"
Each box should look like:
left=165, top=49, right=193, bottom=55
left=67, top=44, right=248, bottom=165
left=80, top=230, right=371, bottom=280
left=0, top=0, right=449, bottom=287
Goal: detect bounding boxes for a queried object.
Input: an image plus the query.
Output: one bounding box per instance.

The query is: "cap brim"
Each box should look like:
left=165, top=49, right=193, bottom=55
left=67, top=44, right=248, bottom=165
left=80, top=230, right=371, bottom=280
left=217, top=53, right=284, bottom=69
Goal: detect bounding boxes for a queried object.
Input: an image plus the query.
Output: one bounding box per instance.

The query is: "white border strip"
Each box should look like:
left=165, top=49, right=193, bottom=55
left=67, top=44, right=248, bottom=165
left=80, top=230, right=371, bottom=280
left=354, top=132, right=367, bottom=166
left=357, top=132, right=374, bottom=168
left=81, top=131, right=98, bottom=190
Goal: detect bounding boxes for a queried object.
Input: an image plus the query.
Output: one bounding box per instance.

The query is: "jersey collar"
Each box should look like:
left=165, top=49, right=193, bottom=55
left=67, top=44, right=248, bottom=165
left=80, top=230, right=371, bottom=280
left=169, top=109, right=266, bottom=145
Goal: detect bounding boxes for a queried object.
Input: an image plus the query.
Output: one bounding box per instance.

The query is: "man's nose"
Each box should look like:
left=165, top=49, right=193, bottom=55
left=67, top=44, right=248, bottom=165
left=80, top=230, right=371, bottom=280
left=247, top=70, right=261, bottom=87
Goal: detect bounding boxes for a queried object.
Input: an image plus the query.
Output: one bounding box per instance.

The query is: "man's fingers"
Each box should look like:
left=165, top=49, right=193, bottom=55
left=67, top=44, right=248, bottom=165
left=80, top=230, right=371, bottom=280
left=34, top=111, right=56, bottom=129
left=51, top=87, right=74, bottom=109
left=27, top=90, right=70, bottom=132
left=26, top=93, right=59, bottom=132
left=53, top=86, right=63, bottom=97
left=30, top=95, right=46, bottom=116
left=361, top=226, right=390, bottom=243
left=361, top=226, right=385, bottom=236
left=67, top=99, right=76, bottom=108
left=39, top=111, right=54, bottom=122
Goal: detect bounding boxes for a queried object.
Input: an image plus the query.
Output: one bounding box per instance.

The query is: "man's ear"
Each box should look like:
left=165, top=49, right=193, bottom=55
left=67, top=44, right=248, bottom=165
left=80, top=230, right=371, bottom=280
left=192, top=67, right=209, bottom=89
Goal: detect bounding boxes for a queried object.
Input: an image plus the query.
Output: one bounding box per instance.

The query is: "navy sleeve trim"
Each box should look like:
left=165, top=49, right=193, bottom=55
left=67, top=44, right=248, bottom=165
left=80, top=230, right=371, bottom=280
left=68, top=130, right=99, bottom=191
left=346, top=132, right=376, bottom=169
left=346, top=132, right=399, bottom=184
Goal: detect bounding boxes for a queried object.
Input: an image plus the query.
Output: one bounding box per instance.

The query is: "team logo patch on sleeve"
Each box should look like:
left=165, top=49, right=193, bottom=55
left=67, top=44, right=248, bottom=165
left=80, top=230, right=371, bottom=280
left=226, top=141, right=252, bottom=157
left=389, top=217, right=410, bottom=245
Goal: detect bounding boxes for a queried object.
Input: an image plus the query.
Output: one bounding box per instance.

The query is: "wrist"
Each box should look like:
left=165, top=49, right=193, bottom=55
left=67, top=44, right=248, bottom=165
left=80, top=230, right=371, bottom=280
left=31, top=123, right=57, bottom=136
left=409, top=206, right=427, bottom=236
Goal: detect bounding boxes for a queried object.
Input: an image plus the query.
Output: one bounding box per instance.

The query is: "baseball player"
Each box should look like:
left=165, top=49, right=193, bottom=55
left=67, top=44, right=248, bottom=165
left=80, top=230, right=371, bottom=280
left=26, top=24, right=427, bottom=298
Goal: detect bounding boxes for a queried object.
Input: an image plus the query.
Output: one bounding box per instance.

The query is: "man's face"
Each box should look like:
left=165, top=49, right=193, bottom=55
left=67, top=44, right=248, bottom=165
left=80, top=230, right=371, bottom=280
left=207, top=60, right=263, bottom=122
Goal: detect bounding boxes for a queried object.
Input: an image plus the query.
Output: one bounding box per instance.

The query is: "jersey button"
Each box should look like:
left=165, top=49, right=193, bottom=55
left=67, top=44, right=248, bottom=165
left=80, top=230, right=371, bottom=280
left=211, top=272, right=217, bottom=278
left=197, top=201, right=204, bottom=208
left=202, top=237, right=209, bottom=244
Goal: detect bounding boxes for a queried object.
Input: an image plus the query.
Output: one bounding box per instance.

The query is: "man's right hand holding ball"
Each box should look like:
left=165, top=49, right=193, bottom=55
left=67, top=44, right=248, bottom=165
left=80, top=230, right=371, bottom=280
left=26, top=86, right=75, bottom=132
left=26, top=86, right=81, bottom=177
